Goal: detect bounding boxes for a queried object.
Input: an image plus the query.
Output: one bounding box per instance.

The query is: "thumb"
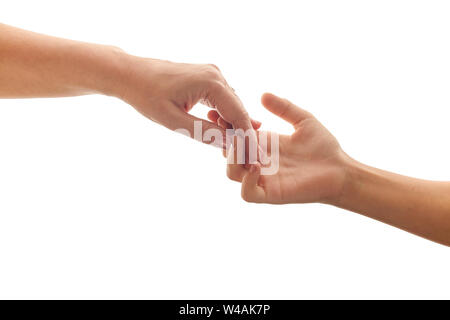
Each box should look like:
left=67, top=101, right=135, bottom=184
left=208, top=85, right=258, bottom=162
left=241, top=163, right=265, bottom=203
left=261, top=93, right=312, bottom=128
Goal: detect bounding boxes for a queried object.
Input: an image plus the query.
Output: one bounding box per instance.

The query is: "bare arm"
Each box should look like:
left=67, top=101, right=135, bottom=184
left=336, top=159, right=450, bottom=246
left=0, top=23, right=124, bottom=98
left=226, top=93, right=450, bottom=246
left=0, top=23, right=258, bottom=144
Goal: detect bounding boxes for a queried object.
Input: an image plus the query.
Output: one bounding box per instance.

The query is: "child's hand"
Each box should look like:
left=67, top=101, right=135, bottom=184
left=227, top=93, right=348, bottom=204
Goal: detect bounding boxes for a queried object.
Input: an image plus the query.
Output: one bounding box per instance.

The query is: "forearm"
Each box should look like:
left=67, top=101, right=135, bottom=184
left=0, top=23, right=127, bottom=98
left=334, top=157, right=450, bottom=246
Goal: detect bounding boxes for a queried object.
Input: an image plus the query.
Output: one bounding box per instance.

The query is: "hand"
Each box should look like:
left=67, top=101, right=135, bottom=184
left=227, top=93, right=348, bottom=204
left=114, top=56, right=260, bottom=147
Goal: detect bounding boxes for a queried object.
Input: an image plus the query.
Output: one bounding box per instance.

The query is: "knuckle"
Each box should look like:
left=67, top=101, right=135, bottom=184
left=207, top=63, right=220, bottom=71
left=208, top=79, right=226, bottom=92
left=202, top=64, right=222, bottom=80
left=203, top=64, right=222, bottom=79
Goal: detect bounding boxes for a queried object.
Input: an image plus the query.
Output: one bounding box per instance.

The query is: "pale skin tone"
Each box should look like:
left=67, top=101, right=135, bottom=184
left=225, top=93, right=450, bottom=247
left=1, top=24, right=450, bottom=246
left=0, top=23, right=260, bottom=143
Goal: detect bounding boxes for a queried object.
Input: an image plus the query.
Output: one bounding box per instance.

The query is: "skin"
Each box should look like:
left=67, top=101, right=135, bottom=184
left=2, top=24, right=449, bottom=246
left=226, top=93, right=450, bottom=247
left=0, top=23, right=260, bottom=145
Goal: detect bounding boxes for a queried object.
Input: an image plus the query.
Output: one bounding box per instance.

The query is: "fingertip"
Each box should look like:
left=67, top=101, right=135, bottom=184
left=207, top=110, right=220, bottom=123
left=251, top=119, right=262, bottom=130
left=261, top=92, right=277, bottom=106
left=250, top=162, right=261, bottom=175
left=241, top=165, right=264, bottom=203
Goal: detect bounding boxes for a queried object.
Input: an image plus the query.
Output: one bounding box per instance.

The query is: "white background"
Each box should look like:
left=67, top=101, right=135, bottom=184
left=1, top=0, right=450, bottom=299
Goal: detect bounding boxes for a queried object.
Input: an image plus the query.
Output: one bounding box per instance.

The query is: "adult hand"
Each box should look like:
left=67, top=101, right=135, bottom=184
left=114, top=57, right=261, bottom=147
left=0, top=24, right=259, bottom=149
left=227, top=93, right=450, bottom=246
left=227, top=93, right=347, bottom=204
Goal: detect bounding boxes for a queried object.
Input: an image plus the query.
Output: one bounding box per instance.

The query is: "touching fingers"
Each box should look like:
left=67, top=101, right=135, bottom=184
left=207, top=110, right=261, bottom=130
left=207, top=82, right=255, bottom=134
left=226, top=137, right=247, bottom=181
left=165, top=105, right=226, bottom=148
left=208, top=109, right=262, bottom=158
left=227, top=145, right=266, bottom=203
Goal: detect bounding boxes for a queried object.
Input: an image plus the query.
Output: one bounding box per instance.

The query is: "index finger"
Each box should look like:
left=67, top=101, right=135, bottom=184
left=207, top=82, right=258, bottom=163
left=208, top=82, right=253, bottom=131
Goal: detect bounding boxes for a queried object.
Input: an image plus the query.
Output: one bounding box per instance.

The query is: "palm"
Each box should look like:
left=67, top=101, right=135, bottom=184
left=227, top=93, right=346, bottom=204
left=259, top=118, right=343, bottom=204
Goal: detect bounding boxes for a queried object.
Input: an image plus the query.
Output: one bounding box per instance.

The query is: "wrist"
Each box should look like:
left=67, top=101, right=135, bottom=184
left=330, top=153, right=385, bottom=211
left=86, top=45, right=135, bottom=98
left=101, top=52, right=166, bottom=105
left=326, top=153, right=363, bottom=207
